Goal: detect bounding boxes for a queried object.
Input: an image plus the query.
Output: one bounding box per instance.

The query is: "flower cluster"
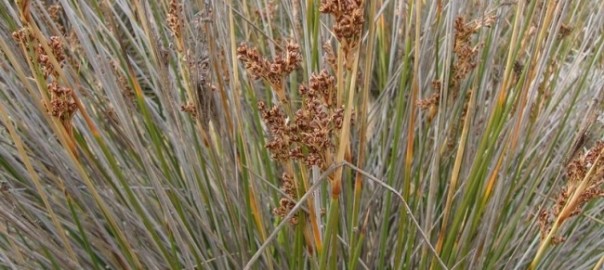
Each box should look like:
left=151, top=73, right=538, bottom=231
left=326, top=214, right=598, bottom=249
left=39, top=37, right=77, bottom=121
left=13, top=31, right=66, bottom=79
left=237, top=41, right=302, bottom=103
left=180, top=102, right=198, bottom=118
left=319, top=0, right=364, bottom=50
left=37, top=36, right=65, bottom=79
left=13, top=29, right=78, bottom=122
left=451, top=17, right=479, bottom=95
left=48, top=4, right=62, bottom=22
left=46, top=81, right=77, bottom=121
left=538, top=140, right=604, bottom=244
left=167, top=0, right=183, bottom=39
left=259, top=70, right=342, bottom=168
left=319, top=0, right=364, bottom=69
left=273, top=173, right=299, bottom=225
left=558, top=23, right=573, bottom=40
left=417, top=93, right=440, bottom=110
left=559, top=141, right=604, bottom=217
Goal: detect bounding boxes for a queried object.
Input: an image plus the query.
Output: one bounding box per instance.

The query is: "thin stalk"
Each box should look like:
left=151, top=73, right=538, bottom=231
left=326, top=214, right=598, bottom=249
left=348, top=0, right=377, bottom=267
left=227, top=1, right=273, bottom=267
left=394, top=0, right=421, bottom=267
left=376, top=29, right=413, bottom=270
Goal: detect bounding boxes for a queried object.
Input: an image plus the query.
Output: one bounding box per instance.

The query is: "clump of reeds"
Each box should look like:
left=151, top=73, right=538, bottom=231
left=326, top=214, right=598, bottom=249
left=237, top=0, right=365, bottom=259
left=238, top=39, right=326, bottom=254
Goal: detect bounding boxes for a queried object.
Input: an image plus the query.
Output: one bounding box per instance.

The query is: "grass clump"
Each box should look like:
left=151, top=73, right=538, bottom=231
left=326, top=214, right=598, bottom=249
left=0, top=0, right=603, bottom=269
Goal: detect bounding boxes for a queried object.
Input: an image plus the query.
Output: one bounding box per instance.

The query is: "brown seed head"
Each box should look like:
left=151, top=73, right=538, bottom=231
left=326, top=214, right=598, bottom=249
left=168, top=0, right=184, bottom=39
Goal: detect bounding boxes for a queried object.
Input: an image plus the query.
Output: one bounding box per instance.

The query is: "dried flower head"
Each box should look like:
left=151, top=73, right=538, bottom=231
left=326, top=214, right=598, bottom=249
left=258, top=68, right=342, bottom=168
left=36, top=36, right=65, bottom=79
left=273, top=173, right=299, bottom=225
left=538, top=140, right=604, bottom=244
left=558, top=24, right=573, bottom=40
left=168, top=0, right=184, bottom=39
left=238, top=41, right=302, bottom=104
left=46, top=3, right=65, bottom=33
left=319, top=0, right=364, bottom=44
left=320, top=0, right=365, bottom=68
left=46, top=81, right=77, bottom=120
left=237, top=45, right=271, bottom=81
left=12, top=27, right=33, bottom=43
left=417, top=93, right=440, bottom=109
left=48, top=4, right=62, bottom=22
left=322, top=41, right=336, bottom=69
left=451, top=17, right=479, bottom=92
left=180, top=102, right=198, bottom=118
left=258, top=101, right=291, bottom=161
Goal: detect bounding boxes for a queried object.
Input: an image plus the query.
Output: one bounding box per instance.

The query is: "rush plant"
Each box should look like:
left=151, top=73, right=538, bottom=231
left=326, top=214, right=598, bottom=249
left=0, top=0, right=603, bottom=269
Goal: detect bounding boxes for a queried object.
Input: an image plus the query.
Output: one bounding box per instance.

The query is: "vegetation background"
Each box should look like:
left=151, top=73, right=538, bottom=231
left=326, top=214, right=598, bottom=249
left=0, top=0, right=603, bottom=269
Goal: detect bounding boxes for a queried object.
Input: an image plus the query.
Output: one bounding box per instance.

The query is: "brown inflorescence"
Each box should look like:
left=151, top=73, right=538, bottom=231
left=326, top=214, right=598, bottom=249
left=538, top=140, right=604, bottom=244
left=47, top=3, right=65, bottom=33
left=558, top=141, right=604, bottom=217
left=322, top=41, right=337, bottom=70
left=558, top=24, right=573, bottom=40
left=180, top=102, right=198, bottom=118
left=12, top=27, right=34, bottom=44
left=37, top=36, right=65, bottom=79
left=13, top=29, right=79, bottom=122
left=238, top=39, right=340, bottom=227
left=258, top=69, right=343, bottom=168
left=46, top=81, right=77, bottom=121
left=48, top=4, right=62, bottom=22
left=450, top=17, right=479, bottom=96
left=273, top=172, right=299, bottom=225
left=168, top=0, right=184, bottom=39
left=319, top=0, right=365, bottom=69
left=417, top=92, right=440, bottom=110
left=237, top=41, right=302, bottom=104
left=448, top=14, right=494, bottom=103
left=13, top=30, right=66, bottom=80
left=319, top=0, right=364, bottom=45
left=440, top=16, right=492, bottom=149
